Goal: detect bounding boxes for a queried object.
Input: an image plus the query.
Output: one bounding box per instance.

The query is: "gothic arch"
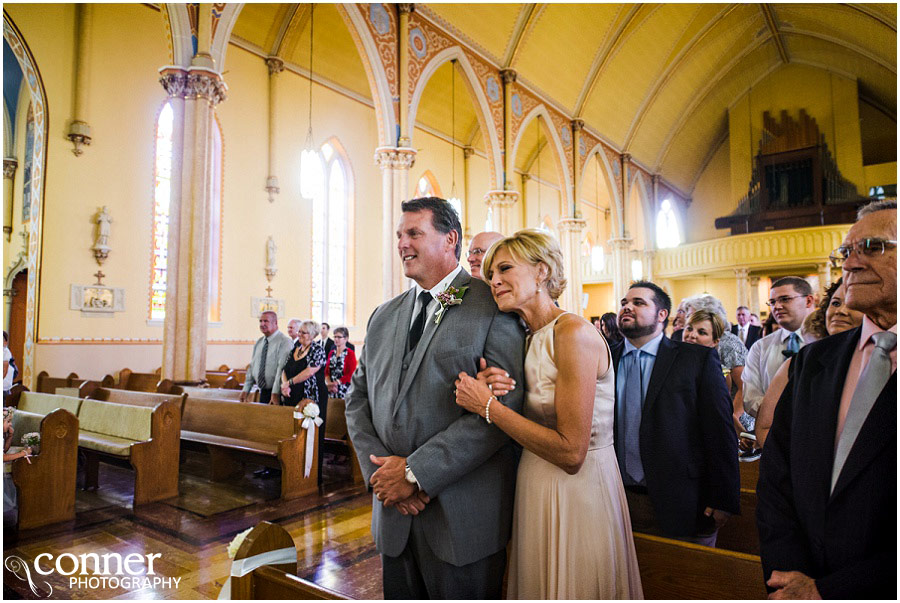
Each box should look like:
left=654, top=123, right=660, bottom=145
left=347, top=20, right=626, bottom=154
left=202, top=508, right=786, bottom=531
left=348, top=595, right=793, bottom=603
left=580, top=145, right=622, bottom=239
left=209, top=4, right=243, bottom=73
left=407, top=47, right=503, bottom=189
left=3, top=14, right=48, bottom=388
left=628, top=171, right=655, bottom=251
left=511, top=105, right=573, bottom=214
left=337, top=5, right=396, bottom=147
left=161, top=4, right=193, bottom=67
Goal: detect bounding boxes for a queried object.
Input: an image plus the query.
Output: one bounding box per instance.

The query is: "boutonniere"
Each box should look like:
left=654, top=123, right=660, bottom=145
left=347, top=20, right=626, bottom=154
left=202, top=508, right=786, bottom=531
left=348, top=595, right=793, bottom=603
left=434, top=285, right=468, bottom=326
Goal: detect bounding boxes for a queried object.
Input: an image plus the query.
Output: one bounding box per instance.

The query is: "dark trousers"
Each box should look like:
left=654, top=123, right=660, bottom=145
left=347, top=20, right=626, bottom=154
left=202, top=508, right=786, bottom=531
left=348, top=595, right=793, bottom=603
left=382, top=518, right=506, bottom=599
left=625, top=487, right=718, bottom=547
left=257, top=388, right=272, bottom=404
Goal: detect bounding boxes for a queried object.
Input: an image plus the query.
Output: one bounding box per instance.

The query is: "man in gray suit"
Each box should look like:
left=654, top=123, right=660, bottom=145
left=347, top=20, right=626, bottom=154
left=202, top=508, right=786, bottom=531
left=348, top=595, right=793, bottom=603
left=346, top=197, right=525, bottom=599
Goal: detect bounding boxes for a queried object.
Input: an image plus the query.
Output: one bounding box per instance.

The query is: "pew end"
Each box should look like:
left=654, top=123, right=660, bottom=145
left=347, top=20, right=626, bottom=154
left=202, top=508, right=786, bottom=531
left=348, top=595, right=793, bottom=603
left=11, top=408, right=79, bottom=530
left=227, top=521, right=346, bottom=600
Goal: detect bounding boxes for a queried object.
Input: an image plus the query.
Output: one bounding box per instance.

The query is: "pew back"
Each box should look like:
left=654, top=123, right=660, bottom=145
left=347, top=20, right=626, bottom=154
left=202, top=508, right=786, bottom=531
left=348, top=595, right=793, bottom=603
left=18, top=391, right=83, bottom=417
left=35, top=371, right=81, bottom=394
left=182, top=398, right=295, bottom=443
left=88, top=387, right=187, bottom=417
left=182, top=386, right=244, bottom=401
left=79, top=400, right=154, bottom=443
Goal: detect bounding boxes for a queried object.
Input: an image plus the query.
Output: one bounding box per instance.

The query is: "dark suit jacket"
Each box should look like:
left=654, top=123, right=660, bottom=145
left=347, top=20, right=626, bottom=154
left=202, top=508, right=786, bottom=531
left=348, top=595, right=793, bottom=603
left=756, top=327, right=896, bottom=599
left=612, top=336, right=740, bottom=537
left=731, top=324, right=762, bottom=350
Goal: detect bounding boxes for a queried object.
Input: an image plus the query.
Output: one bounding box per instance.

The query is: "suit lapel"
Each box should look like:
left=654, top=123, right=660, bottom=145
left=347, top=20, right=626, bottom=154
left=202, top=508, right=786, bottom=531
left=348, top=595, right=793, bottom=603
left=827, top=329, right=894, bottom=500
left=389, top=289, right=416, bottom=397
left=643, top=336, right=677, bottom=416
left=394, top=269, right=472, bottom=412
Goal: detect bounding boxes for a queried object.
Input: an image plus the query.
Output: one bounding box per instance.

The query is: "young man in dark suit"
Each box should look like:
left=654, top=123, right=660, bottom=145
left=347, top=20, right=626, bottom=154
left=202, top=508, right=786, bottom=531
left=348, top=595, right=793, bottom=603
left=613, top=281, right=740, bottom=546
left=757, top=201, right=897, bottom=599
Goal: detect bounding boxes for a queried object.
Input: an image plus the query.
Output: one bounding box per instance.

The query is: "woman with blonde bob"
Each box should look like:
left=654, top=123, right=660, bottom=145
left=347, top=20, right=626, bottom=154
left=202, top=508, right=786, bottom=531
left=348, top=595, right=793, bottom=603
left=454, top=229, right=642, bottom=599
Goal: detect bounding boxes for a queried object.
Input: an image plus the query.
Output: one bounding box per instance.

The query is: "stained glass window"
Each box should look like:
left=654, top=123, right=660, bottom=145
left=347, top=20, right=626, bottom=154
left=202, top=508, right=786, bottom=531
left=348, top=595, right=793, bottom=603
left=309, top=141, right=350, bottom=326
left=22, top=103, right=34, bottom=222
left=656, top=199, right=681, bottom=249
left=150, top=102, right=223, bottom=321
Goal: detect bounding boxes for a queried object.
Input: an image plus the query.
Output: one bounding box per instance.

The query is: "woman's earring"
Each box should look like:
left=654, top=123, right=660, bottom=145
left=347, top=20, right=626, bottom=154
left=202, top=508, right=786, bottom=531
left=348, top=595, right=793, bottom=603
left=536, top=282, right=542, bottom=293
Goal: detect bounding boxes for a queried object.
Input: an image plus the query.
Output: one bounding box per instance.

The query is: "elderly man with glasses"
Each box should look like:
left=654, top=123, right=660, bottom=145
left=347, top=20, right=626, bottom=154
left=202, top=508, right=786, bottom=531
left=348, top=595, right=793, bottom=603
left=741, top=276, right=816, bottom=419
left=466, top=231, right=503, bottom=280
left=757, top=200, right=897, bottom=599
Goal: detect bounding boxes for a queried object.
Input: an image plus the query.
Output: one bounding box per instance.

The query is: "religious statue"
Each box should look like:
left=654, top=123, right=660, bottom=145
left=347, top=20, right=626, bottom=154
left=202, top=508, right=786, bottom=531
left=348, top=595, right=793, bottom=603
left=265, top=236, right=277, bottom=281
left=92, top=206, right=112, bottom=265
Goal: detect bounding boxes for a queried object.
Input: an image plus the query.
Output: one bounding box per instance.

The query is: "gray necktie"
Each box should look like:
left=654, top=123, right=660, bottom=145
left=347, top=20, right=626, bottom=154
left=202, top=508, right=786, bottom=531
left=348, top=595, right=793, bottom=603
left=257, top=338, right=269, bottom=390
left=830, top=331, right=897, bottom=493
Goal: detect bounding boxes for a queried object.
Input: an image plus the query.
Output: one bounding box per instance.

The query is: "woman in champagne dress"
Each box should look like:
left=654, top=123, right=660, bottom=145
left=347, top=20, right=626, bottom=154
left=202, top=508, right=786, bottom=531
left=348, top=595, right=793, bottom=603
left=455, top=229, right=642, bottom=599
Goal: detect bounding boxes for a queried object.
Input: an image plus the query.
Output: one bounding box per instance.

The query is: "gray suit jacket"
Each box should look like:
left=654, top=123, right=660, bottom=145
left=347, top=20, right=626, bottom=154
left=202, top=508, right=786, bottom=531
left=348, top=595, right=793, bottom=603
left=243, top=330, right=293, bottom=394
left=346, top=270, right=525, bottom=566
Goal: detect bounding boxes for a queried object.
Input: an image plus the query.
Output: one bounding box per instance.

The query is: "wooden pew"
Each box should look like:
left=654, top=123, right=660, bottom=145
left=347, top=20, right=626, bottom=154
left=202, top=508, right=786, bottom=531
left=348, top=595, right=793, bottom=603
left=181, top=386, right=245, bottom=401
left=225, top=521, right=347, bottom=599
left=117, top=368, right=181, bottom=394
left=10, top=408, right=79, bottom=530
left=228, top=367, right=248, bottom=385
left=205, top=371, right=241, bottom=389
left=740, top=459, right=760, bottom=492
left=716, top=490, right=760, bottom=556
left=84, top=386, right=188, bottom=418
left=323, top=397, right=364, bottom=485
left=35, top=372, right=116, bottom=396
left=634, top=532, right=766, bottom=599
left=78, top=398, right=181, bottom=505
left=181, top=397, right=317, bottom=499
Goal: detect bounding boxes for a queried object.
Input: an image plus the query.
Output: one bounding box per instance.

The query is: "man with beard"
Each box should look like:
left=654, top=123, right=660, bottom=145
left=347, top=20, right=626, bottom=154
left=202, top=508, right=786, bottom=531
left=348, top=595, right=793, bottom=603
left=612, top=281, right=740, bottom=545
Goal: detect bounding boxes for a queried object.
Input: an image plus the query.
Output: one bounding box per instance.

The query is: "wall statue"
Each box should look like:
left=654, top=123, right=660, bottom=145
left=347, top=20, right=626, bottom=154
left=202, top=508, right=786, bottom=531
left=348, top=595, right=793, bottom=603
left=92, top=206, right=111, bottom=265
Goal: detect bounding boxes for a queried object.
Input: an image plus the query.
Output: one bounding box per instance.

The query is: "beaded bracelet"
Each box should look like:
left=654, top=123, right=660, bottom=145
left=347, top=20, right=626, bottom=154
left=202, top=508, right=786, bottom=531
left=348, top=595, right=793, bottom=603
left=485, top=395, right=497, bottom=424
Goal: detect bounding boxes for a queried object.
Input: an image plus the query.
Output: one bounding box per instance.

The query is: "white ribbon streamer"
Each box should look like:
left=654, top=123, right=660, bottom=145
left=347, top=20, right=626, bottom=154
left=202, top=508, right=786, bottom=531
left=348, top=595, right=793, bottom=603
left=217, top=546, right=296, bottom=600
left=300, top=416, right=323, bottom=478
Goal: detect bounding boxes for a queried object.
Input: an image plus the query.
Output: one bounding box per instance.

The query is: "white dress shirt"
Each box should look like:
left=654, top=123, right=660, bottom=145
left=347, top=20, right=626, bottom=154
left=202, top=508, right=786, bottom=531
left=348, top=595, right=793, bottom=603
left=742, top=327, right=804, bottom=417
left=409, top=264, right=464, bottom=329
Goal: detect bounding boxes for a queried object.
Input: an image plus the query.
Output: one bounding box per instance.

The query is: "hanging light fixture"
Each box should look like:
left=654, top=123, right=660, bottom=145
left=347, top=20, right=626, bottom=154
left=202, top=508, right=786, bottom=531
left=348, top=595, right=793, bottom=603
left=590, top=155, right=605, bottom=272
left=447, top=60, right=462, bottom=217
left=299, top=3, right=318, bottom=198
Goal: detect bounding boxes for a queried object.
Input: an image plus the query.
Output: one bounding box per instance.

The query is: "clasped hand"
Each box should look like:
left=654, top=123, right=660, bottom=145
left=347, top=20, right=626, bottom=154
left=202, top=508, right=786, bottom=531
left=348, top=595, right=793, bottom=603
left=454, top=358, right=516, bottom=417
left=369, top=454, right=430, bottom=515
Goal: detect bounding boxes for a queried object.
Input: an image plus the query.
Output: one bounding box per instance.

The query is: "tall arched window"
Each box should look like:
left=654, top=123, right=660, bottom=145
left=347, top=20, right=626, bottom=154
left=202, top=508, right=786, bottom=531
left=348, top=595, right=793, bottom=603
left=22, top=103, right=34, bottom=222
left=309, top=140, right=351, bottom=326
left=150, top=102, right=223, bottom=321
left=656, top=199, right=681, bottom=249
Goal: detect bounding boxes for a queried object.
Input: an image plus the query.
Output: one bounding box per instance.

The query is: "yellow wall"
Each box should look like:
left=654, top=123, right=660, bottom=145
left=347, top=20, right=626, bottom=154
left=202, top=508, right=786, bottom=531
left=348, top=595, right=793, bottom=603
left=583, top=283, right=614, bottom=319
left=728, top=64, right=864, bottom=205
left=864, top=162, right=897, bottom=190
left=689, top=137, right=731, bottom=243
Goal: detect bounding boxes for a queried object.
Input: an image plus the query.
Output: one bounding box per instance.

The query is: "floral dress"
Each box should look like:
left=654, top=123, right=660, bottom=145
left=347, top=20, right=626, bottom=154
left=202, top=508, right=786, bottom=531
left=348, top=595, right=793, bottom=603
left=281, top=342, right=326, bottom=405
left=327, top=348, right=353, bottom=399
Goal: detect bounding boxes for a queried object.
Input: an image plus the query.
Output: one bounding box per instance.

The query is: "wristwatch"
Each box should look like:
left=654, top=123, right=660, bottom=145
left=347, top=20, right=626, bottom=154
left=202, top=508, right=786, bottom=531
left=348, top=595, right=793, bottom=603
left=404, top=463, right=418, bottom=485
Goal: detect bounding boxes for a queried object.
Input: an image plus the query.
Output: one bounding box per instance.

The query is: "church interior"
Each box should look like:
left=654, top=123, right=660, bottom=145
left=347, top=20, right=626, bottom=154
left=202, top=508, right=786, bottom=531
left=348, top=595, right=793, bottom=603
left=3, top=2, right=896, bottom=599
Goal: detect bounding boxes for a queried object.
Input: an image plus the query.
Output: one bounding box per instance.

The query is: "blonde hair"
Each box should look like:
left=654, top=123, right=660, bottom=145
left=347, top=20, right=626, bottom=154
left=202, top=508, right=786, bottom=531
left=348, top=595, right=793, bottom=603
left=298, top=320, right=319, bottom=337
left=685, top=309, right=725, bottom=342
left=481, top=229, right=567, bottom=300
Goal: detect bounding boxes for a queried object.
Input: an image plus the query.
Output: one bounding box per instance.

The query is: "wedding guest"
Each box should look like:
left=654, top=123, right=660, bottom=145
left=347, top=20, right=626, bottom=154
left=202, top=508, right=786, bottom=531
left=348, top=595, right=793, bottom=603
left=732, top=306, right=762, bottom=350
left=455, top=229, right=642, bottom=598
left=750, top=313, right=761, bottom=327
left=240, top=311, right=292, bottom=404
left=3, top=332, right=17, bottom=396
left=325, top=327, right=357, bottom=400
left=755, top=278, right=863, bottom=448
left=761, top=313, right=779, bottom=336
left=670, top=300, right=688, bottom=341
left=600, top=312, right=623, bottom=345
left=4, top=409, right=32, bottom=516
left=466, top=231, right=503, bottom=280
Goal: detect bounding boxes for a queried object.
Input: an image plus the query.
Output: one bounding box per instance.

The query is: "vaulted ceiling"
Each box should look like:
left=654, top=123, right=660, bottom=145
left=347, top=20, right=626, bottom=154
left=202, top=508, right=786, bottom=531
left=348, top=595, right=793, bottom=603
left=228, top=3, right=897, bottom=194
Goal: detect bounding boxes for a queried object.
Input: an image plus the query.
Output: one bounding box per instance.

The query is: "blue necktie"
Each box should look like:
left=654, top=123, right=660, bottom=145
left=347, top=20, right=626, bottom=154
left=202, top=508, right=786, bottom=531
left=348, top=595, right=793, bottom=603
left=782, top=332, right=801, bottom=358
left=622, top=349, right=645, bottom=484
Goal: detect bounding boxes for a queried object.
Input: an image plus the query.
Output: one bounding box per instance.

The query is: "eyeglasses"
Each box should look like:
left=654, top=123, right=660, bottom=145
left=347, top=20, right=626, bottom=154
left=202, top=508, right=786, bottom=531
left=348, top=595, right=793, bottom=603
left=766, top=295, right=805, bottom=308
left=829, top=238, right=897, bottom=268
left=467, top=248, right=487, bottom=258
left=333, top=335, right=346, bottom=340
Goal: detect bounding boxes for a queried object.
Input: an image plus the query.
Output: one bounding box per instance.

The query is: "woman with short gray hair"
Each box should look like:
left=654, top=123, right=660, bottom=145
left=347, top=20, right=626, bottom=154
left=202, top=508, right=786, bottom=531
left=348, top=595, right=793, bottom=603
left=279, top=320, right=326, bottom=406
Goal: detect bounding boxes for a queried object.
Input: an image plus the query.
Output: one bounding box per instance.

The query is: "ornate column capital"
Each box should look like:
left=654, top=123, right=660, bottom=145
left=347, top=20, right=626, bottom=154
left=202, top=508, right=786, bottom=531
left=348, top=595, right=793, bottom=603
left=500, top=69, right=517, bottom=85
left=733, top=267, right=750, bottom=279
left=571, top=119, right=584, bottom=132
left=749, top=276, right=760, bottom=286
left=484, top=189, right=519, bottom=207
left=652, top=173, right=661, bottom=186
left=4, top=158, right=18, bottom=180
left=158, top=66, right=228, bottom=105
left=265, top=57, right=285, bottom=75
left=608, top=237, right=633, bottom=251
left=621, top=152, right=632, bottom=164
left=557, top=217, right=587, bottom=233
left=462, top=146, right=475, bottom=159
left=397, top=3, right=415, bottom=16
left=374, top=146, right=417, bottom=170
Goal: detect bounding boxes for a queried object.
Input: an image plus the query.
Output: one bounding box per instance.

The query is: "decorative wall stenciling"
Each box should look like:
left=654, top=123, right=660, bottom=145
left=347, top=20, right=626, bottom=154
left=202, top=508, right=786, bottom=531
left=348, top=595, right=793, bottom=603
left=369, top=4, right=391, bottom=36
left=560, top=124, right=572, bottom=147
left=485, top=75, right=500, bottom=103
left=511, top=93, right=523, bottom=118
left=409, top=27, right=427, bottom=59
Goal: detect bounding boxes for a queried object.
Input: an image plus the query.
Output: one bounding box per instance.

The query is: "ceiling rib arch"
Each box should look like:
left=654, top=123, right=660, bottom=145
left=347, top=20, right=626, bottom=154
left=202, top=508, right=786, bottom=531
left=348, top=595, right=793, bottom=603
left=270, top=3, right=301, bottom=57
left=843, top=3, right=897, bottom=32
left=779, top=27, right=896, bottom=74
left=502, top=3, right=540, bottom=68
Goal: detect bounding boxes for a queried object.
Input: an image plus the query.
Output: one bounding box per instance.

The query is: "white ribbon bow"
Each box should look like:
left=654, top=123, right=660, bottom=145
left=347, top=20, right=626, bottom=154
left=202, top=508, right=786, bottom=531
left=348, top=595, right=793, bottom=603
left=217, top=546, right=296, bottom=600
left=294, top=410, right=323, bottom=478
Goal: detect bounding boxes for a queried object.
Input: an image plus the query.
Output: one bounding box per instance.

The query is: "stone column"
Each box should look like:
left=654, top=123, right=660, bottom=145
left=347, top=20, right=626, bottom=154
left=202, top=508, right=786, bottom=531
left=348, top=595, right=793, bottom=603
left=375, top=146, right=417, bottom=298
left=749, top=276, right=761, bottom=316
left=4, top=159, right=16, bottom=241
left=484, top=190, right=519, bottom=235
left=642, top=249, right=656, bottom=282
left=500, top=69, right=516, bottom=189
left=621, top=153, right=631, bottom=230
left=397, top=4, right=414, bottom=147
left=734, top=267, right=751, bottom=309
left=157, top=65, right=227, bottom=382
left=520, top=173, right=529, bottom=228
left=817, top=262, right=834, bottom=290
left=265, top=57, right=284, bottom=203
left=571, top=119, right=584, bottom=218
left=67, top=3, right=93, bottom=156
left=558, top=217, right=586, bottom=314
left=462, top=146, right=473, bottom=241
left=609, top=236, right=632, bottom=304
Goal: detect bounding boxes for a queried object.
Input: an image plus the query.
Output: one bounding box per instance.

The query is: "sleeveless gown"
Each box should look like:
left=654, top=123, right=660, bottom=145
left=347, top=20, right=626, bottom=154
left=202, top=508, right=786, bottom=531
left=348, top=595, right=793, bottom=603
left=507, top=314, right=643, bottom=599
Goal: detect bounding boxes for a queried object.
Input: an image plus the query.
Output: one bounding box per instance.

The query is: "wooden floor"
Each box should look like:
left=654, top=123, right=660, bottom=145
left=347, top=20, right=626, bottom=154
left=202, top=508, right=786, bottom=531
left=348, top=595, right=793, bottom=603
left=3, top=451, right=382, bottom=600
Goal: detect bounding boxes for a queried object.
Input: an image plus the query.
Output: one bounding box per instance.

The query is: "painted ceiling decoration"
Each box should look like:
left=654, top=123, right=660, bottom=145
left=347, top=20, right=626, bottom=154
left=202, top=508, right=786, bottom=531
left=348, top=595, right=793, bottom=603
left=226, top=3, right=896, bottom=198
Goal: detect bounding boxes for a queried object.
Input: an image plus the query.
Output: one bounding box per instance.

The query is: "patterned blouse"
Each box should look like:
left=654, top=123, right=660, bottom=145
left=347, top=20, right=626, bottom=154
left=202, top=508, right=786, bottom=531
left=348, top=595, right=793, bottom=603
left=282, top=341, right=326, bottom=405
left=327, top=347, right=357, bottom=400
left=718, top=331, right=747, bottom=371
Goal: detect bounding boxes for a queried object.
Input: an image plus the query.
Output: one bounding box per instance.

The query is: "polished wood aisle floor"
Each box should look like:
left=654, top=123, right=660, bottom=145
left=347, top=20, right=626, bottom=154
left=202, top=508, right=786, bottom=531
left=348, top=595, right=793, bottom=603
left=3, top=451, right=382, bottom=600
